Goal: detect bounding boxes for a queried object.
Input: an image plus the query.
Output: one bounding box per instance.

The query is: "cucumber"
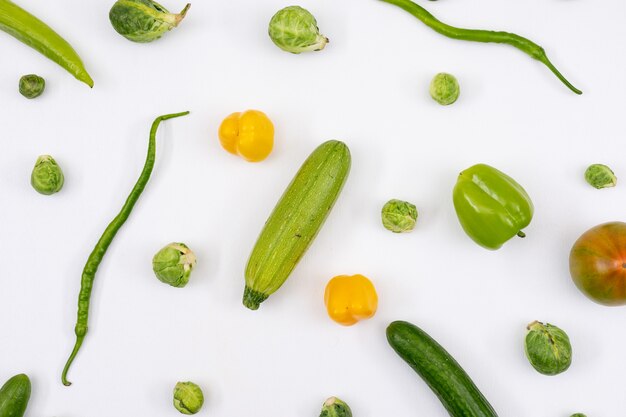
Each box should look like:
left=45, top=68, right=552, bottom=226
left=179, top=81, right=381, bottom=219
left=0, top=374, right=31, bottom=417
left=244, top=140, right=351, bottom=310
left=386, top=321, right=498, bottom=417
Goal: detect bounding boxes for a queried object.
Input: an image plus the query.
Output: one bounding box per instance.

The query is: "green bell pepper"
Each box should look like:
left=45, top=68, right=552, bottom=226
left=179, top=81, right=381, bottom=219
left=453, top=164, right=533, bottom=250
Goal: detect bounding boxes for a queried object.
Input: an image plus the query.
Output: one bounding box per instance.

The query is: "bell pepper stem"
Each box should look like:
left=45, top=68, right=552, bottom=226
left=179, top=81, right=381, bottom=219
left=517, top=231, right=526, bottom=238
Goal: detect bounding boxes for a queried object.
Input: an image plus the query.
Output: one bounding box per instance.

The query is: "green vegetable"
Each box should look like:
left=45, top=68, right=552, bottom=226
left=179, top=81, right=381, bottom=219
left=18, top=74, right=45, bottom=99
left=381, top=199, right=417, bottom=233
left=378, top=0, right=581, bottom=94
left=453, top=163, right=533, bottom=250
left=152, top=242, right=196, bottom=287
left=109, top=0, right=191, bottom=43
left=0, top=374, right=30, bottom=417
left=0, top=0, right=93, bottom=87
left=570, top=414, right=586, bottom=417
left=31, top=155, right=64, bottom=195
left=387, top=321, right=498, bottom=417
left=61, top=111, right=190, bottom=386
left=584, top=164, right=616, bottom=189
left=244, top=140, right=351, bottom=310
left=430, top=73, right=459, bottom=105
left=268, top=6, right=329, bottom=54
left=320, top=397, right=352, bottom=417
left=173, top=381, right=204, bottom=415
left=524, top=321, right=572, bottom=376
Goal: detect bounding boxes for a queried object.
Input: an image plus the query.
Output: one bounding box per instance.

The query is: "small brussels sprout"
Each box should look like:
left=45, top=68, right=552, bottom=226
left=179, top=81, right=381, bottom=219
left=524, top=321, right=572, bottom=375
left=268, top=6, right=329, bottom=54
left=173, top=381, right=204, bottom=415
left=31, top=155, right=64, bottom=195
left=320, top=397, right=352, bottom=417
left=429, top=72, right=460, bottom=105
left=382, top=199, right=418, bottom=233
left=19, top=74, right=45, bottom=99
left=152, top=243, right=196, bottom=288
left=584, top=164, right=616, bottom=189
left=109, top=0, right=191, bottom=43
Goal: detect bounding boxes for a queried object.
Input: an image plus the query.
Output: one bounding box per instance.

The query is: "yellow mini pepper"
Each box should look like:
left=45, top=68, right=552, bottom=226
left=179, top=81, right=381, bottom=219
left=324, top=274, right=378, bottom=326
left=218, top=110, right=274, bottom=162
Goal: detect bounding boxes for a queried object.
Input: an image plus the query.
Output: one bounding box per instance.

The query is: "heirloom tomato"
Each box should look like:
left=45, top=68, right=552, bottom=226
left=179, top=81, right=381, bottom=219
left=569, top=222, right=626, bottom=306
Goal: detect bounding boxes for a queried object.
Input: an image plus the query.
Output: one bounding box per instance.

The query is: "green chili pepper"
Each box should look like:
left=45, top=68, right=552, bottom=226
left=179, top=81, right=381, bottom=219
left=378, top=0, right=581, bottom=94
left=453, top=163, right=533, bottom=250
left=61, top=111, right=189, bottom=386
left=0, top=0, right=93, bottom=87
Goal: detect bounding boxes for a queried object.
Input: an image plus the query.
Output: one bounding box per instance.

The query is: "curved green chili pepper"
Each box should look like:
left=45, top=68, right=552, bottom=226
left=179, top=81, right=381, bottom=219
left=379, top=0, right=582, bottom=95
left=0, top=0, right=93, bottom=87
left=62, top=111, right=190, bottom=386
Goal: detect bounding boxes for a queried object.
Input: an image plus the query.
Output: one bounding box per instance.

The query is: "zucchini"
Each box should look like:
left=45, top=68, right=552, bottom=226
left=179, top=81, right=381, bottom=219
left=244, top=140, right=351, bottom=310
left=0, top=374, right=31, bottom=417
left=386, top=321, right=498, bottom=417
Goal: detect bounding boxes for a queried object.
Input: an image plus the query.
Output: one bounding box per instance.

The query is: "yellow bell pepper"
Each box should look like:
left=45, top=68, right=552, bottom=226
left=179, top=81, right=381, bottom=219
left=324, top=274, right=378, bottom=326
left=218, top=110, right=274, bottom=162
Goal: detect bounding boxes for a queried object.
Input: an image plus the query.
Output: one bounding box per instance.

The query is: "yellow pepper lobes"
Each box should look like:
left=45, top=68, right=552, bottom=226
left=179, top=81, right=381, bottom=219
left=218, top=110, right=274, bottom=162
left=324, top=274, right=378, bottom=326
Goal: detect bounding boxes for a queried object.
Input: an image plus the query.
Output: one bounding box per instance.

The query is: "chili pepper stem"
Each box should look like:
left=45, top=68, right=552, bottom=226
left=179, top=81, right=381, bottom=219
left=61, top=111, right=190, bottom=387
left=61, top=336, right=84, bottom=386
left=539, top=55, right=582, bottom=95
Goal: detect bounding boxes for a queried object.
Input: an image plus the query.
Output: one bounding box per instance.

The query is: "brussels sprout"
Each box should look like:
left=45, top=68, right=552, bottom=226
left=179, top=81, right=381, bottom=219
left=173, top=381, right=204, bottom=415
left=429, top=72, right=460, bottom=105
left=19, top=74, right=45, bottom=99
left=31, top=155, right=64, bottom=195
left=320, top=397, right=352, bottom=417
left=584, top=164, right=616, bottom=189
left=382, top=199, right=417, bottom=233
left=152, top=243, right=196, bottom=288
left=524, top=321, right=572, bottom=375
left=570, top=414, right=586, bottom=417
left=268, top=6, right=328, bottom=54
left=109, top=0, right=191, bottom=43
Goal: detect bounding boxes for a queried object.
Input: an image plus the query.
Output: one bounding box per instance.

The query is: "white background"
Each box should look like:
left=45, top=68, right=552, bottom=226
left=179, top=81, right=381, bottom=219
left=1, top=0, right=625, bottom=416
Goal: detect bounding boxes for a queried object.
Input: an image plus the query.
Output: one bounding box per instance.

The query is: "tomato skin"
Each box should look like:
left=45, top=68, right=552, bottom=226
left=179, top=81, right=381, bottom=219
left=569, top=222, right=626, bottom=306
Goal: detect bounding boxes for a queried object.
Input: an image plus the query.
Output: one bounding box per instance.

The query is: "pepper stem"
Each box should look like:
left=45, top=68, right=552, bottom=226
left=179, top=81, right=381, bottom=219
left=61, top=335, right=84, bottom=386
left=540, top=55, right=582, bottom=95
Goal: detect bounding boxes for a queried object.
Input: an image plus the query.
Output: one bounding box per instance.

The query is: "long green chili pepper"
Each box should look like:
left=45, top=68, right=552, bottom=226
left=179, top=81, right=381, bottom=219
left=61, top=111, right=190, bottom=386
left=379, top=0, right=582, bottom=95
left=0, top=0, right=93, bottom=87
